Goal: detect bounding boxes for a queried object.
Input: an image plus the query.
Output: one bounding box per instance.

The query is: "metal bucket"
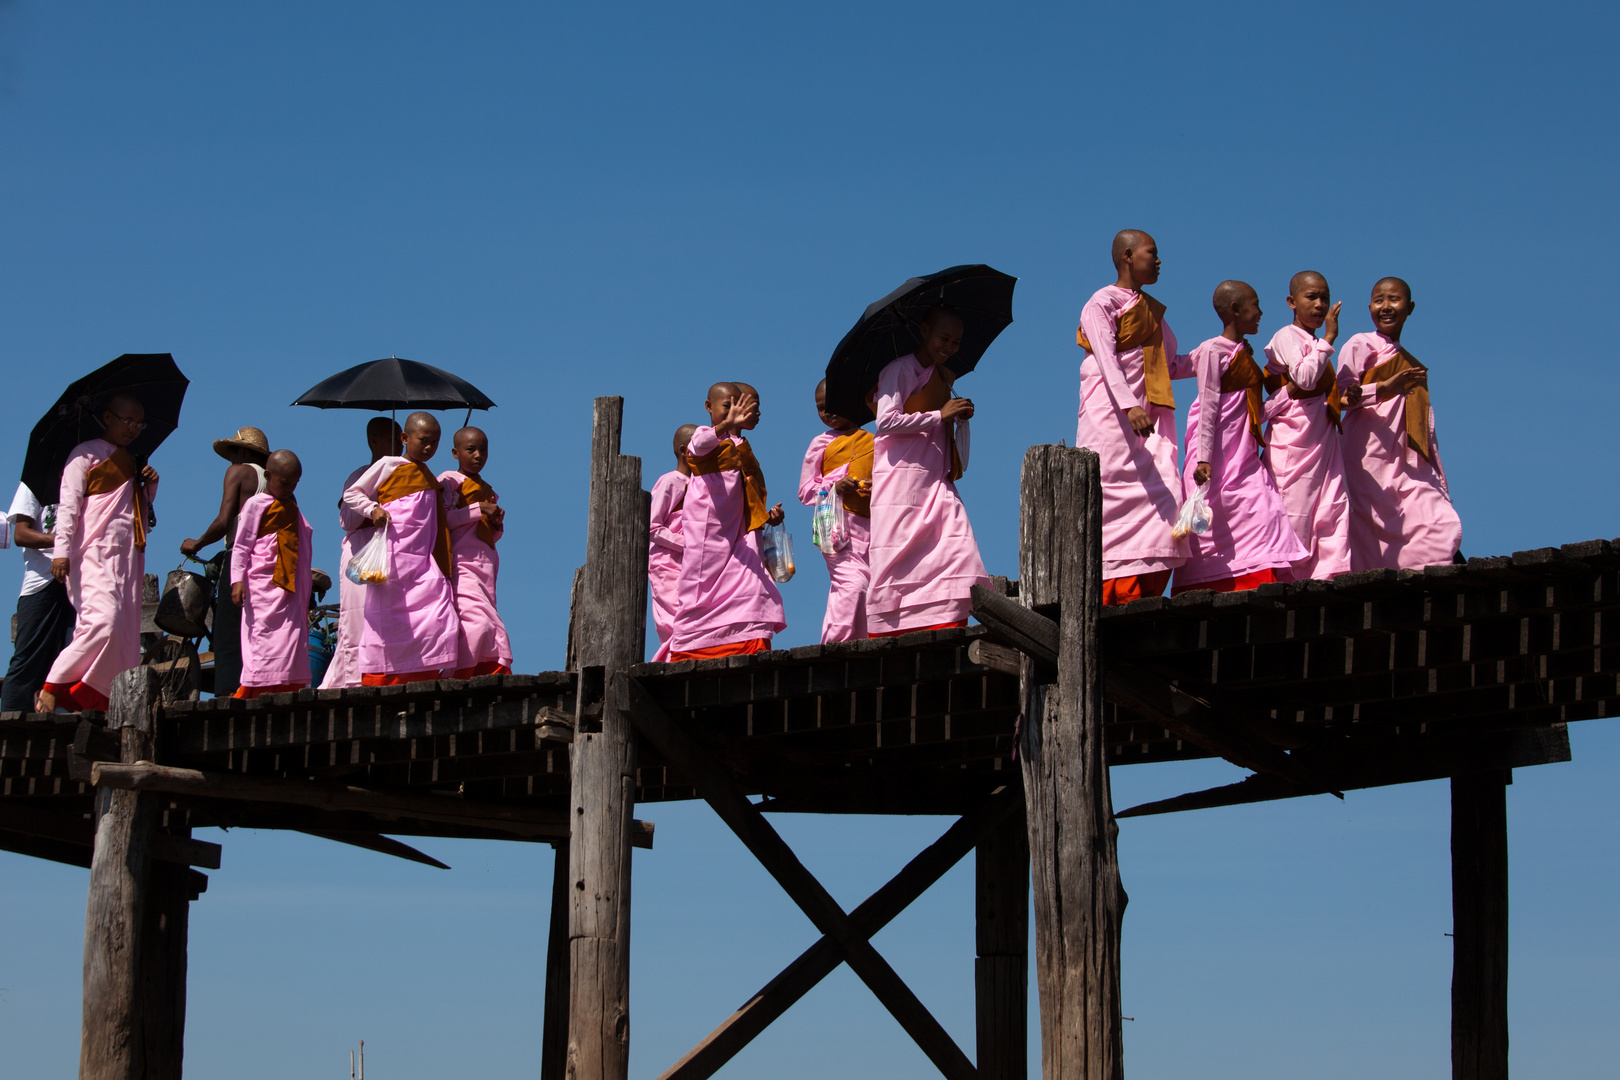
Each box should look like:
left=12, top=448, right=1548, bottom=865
left=155, top=566, right=212, bottom=638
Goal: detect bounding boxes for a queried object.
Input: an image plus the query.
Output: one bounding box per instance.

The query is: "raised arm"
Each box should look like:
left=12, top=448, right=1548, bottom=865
left=874, top=362, right=937, bottom=434
left=439, top=474, right=483, bottom=530
left=1336, top=337, right=1371, bottom=406
left=182, top=463, right=255, bottom=555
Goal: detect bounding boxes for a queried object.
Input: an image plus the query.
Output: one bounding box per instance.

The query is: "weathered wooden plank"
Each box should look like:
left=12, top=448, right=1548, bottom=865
left=1452, top=770, right=1509, bottom=1080
left=295, top=829, right=449, bottom=869
left=542, top=840, right=570, bottom=1080
left=976, top=802, right=1028, bottom=1080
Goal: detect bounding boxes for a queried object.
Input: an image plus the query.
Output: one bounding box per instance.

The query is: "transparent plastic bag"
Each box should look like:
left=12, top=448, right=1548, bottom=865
left=761, top=524, right=796, bottom=583
left=811, top=487, right=848, bottom=555
left=345, top=525, right=391, bottom=585
left=1171, top=486, right=1214, bottom=540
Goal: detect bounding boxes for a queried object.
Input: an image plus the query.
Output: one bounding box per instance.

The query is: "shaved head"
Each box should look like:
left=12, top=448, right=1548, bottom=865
left=706, top=382, right=736, bottom=403
left=1373, top=276, right=1411, bottom=301
left=1212, top=279, right=1257, bottom=316
left=1111, top=229, right=1153, bottom=267
left=920, top=304, right=962, bottom=331
left=815, top=377, right=827, bottom=395
left=673, top=423, right=697, bottom=452
left=404, top=411, right=439, bottom=436
left=454, top=426, right=485, bottom=449
left=103, top=392, right=143, bottom=415
left=266, top=449, right=302, bottom=479
left=366, top=416, right=399, bottom=441
left=1289, top=270, right=1328, bottom=295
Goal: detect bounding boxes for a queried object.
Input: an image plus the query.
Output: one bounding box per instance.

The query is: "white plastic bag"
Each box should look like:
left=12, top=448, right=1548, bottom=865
left=345, top=525, right=391, bottom=585
left=1171, top=486, right=1214, bottom=540
left=761, top=524, right=796, bottom=583
left=811, top=487, right=849, bottom=555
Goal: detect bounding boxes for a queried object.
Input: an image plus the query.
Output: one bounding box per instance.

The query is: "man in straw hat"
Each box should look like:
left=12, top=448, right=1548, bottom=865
left=180, top=425, right=269, bottom=697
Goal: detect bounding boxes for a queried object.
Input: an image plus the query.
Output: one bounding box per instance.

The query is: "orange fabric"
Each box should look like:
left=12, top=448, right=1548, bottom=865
left=377, top=461, right=453, bottom=577
left=456, top=475, right=500, bottom=546
left=42, top=681, right=111, bottom=712
left=867, top=620, right=969, bottom=638
left=864, top=365, right=965, bottom=481
left=452, top=661, right=511, bottom=679
left=1171, top=567, right=1278, bottom=596
left=1220, top=342, right=1268, bottom=448
left=1078, top=291, right=1174, bottom=409
left=257, top=497, right=302, bottom=592
left=821, top=430, right=874, bottom=517
left=687, top=438, right=770, bottom=533
left=84, top=447, right=153, bottom=551
left=232, top=682, right=306, bottom=699
left=361, top=670, right=441, bottom=686
left=669, top=638, right=771, bottom=661
left=1363, top=348, right=1433, bottom=461
left=1102, top=570, right=1173, bottom=606
left=1264, top=354, right=1342, bottom=430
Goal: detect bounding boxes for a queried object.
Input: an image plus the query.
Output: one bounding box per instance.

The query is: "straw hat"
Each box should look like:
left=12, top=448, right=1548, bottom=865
left=212, top=426, right=270, bottom=462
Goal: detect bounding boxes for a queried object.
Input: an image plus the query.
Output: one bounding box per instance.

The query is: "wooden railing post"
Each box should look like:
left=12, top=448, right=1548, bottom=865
left=1452, top=770, right=1510, bottom=1080
left=566, top=397, right=649, bottom=1080
left=975, top=803, right=1029, bottom=1079
left=1018, top=445, right=1125, bottom=1080
left=542, top=839, right=571, bottom=1080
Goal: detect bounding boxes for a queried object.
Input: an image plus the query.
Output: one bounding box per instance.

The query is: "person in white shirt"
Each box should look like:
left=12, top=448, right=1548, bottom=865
left=3, top=482, right=76, bottom=711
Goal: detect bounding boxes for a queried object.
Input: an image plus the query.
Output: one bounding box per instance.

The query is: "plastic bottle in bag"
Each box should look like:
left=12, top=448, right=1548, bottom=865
left=812, top=488, right=847, bottom=555
left=762, top=524, right=796, bottom=583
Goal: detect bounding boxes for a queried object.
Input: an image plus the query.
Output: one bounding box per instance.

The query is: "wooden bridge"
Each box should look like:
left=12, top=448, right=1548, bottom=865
left=2, top=397, right=1613, bottom=1079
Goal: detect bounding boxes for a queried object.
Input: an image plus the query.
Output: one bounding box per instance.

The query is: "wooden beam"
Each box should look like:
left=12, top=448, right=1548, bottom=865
left=658, top=786, right=1022, bottom=1080
left=971, top=583, right=1058, bottom=664
left=1452, top=770, right=1509, bottom=1080
left=0, top=803, right=220, bottom=868
left=566, top=396, right=650, bottom=1080
left=295, top=829, right=450, bottom=869
left=542, top=840, right=570, bottom=1080
left=975, top=803, right=1029, bottom=1080
left=967, top=638, right=1022, bottom=677
left=622, top=673, right=979, bottom=1080
left=1018, top=445, right=1125, bottom=1080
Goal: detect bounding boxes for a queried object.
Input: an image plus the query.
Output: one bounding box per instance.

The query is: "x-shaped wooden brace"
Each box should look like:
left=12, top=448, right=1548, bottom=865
left=621, top=674, right=1018, bottom=1080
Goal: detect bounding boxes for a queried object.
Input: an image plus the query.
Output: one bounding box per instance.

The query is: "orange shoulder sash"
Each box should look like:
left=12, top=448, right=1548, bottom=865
left=458, top=475, right=499, bottom=546
left=1219, top=343, right=1267, bottom=448
left=1263, top=352, right=1342, bottom=431
left=688, top=437, right=770, bottom=533
left=377, top=461, right=453, bottom=577
left=256, top=498, right=302, bottom=592
left=822, top=429, right=874, bottom=517
left=85, top=447, right=152, bottom=551
left=1363, top=347, right=1432, bottom=462
left=1078, top=291, right=1174, bottom=409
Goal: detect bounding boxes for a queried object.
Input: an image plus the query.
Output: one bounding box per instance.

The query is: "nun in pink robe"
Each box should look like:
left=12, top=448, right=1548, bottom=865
left=231, top=491, right=313, bottom=691
left=439, top=468, right=513, bottom=677
left=318, top=464, right=372, bottom=689
left=798, top=430, right=871, bottom=643
left=647, top=469, right=688, bottom=661
left=1176, top=336, right=1307, bottom=590
left=1336, top=332, right=1462, bottom=570
left=1076, top=286, right=1196, bottom=590
left=867, top=355, right=988, bottom=634
left=342, top=457, right=459, bottom=679
left=668, top=427, right=785, bottom=655
left=44, top=439, right=157, bottom=709
left=1262, top=323, right=1352, bottom=579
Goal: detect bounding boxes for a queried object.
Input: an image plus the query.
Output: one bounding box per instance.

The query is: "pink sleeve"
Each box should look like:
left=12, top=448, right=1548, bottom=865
left=1163, top=321, right=1196, bottom=381
left=338, top=481, right=369, bottom=532
left=1080, top=300, right=1142, bottom=410
left=1336, top=338, right=1371, bottom=405
left=1281, top=334, right=1333, bottom=388
left=687, top=425, right=723, bottom=458
left=341, top=459, right=390, bottom=519
left=230, top=497, right=264, bottom=583
left=1194, top=346, right=1221, bottom=468
left=649, top=475, right=685, bottom=554
left=439, top=475, right=481, bottom=529
left=51, top=451, right=90, bottom=560
left=875, top=362, right=937, bottom=434
left=797, top=434, right=841, bottom=505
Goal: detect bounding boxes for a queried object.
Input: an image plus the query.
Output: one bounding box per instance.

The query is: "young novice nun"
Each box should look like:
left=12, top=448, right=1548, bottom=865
left=231, top=450, right=314, bottom=698
left=1076, top=230, right=1198, bottom=604
left=798, top=379, right=873, bottom=643
left=1262, top=272, right=1352, bottom=579
left=1336, top=277, right=1462, bottom=569
left=439, top=426, right=513, bottom=678
left=668, top=383, right=786, bottom=660
left=1174, top=281, right=1307, bottom=594
left=866, top=306, right=989, bottom=636
left=37, top=393, right=159, bottom=712
left=320, top=417, right=400, bottom=689
left=648, top=423, right=696, bottom=662
left=342, top=411, right=459, bottom=684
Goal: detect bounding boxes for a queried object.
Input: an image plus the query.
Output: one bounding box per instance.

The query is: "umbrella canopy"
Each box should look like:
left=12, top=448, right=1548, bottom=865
left=291, top=357, right=497, bottom=412
left=21, top=353, right=190, bottom=506
left=823, top=264, right=1016, bottom=425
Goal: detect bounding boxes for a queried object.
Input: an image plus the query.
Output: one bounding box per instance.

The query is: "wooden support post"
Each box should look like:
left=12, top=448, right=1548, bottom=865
left=542, top=839, right=571, bottom=1080
left=975, top=804, right=1028, bottom=1080
left=1452, top=770, right=1509, bottom=1080
left=566, top=397, right=649, bottom=1080
left=1017, top=445, right=1126, bottom=1080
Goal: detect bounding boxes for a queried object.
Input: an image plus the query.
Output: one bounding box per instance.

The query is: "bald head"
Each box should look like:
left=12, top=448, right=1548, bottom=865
left=1372, top=276, right=1411, bottom=301
left=266, top=449, right=302, bottom=480
left=104, top=392, right=143, bottom=415
left=1212, top=279, right=1257, bottom=316
left=1111, top=230, right=1152, bottom=266
left=1111, top=229, right=1161, bottom=287
left=453, top=425, right=485, bottom=450
left=1289, top=270, right=1328, bottom=295
left=673, top=423, right=697, bottom=454
left=400, top=411, right=441, bottom=463
left=706, top=382, right=736, bottom=406
left=920, top=304, right=963, bottom=332
left=404, top=411, right=439, bottom=436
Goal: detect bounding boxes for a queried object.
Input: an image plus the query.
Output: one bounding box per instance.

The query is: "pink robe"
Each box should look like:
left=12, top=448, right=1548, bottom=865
left=231, top=493, right=313, bottom=687
left=647, top=470, right=688, bottom=662
left=439, top=470, right=513, bottom=673
left=319, top=464, right=371, bottom=690
left=46, top=439, right=157, bottom=699
left=669, top=428, right=785, bottom=653
left=342, top=457, right=459, bottom=675
left=1176, top=337, right=1308, bottom=588
left=1336, top=331, right=1463, bottom=570
left=1262, top=324, right=1352, bottom=580
left=798, top=430, right=871, bottom=643
left=867, top=355, right=988, bottom=632
left=1076, top=285, right=1196, bottom=579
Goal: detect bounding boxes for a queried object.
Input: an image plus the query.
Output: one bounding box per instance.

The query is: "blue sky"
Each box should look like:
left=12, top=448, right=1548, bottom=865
left=3, top=2, right=1617, bottom=1076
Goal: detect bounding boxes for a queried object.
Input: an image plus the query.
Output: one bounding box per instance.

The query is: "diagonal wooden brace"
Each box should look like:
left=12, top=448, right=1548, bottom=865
left=657, top=785, right=1023, bottom=1080
left=620, top=674, right=980, bottom=1080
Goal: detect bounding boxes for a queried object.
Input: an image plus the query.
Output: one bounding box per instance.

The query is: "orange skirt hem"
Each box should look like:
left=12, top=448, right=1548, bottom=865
left=669, top=638, right=771, bottom=662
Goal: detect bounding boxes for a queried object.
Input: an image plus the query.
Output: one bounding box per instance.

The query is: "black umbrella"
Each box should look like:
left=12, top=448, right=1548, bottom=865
left=21, top=353, right=190, bottom=505
left=823, top=264, right=1016, bottom=425
left=291, top=357, right=497, bottom=414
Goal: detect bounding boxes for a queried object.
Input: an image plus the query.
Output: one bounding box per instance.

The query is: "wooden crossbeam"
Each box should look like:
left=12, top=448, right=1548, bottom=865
left=294, top=829, right=450, bottom=869
left=0, top=802, right=221, bottom=868
left=658, top=785, right=1022, bottom=1080
left=621, top=674, right=980, bottom=1080
left=971, top=584, right=1058, bottom=663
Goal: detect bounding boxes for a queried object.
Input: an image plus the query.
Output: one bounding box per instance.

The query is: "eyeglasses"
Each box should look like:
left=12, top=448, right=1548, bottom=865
left=108, top=413, right=148, bottom=432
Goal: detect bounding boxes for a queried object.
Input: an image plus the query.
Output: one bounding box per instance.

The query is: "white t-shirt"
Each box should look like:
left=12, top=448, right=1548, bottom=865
left=7, top=483, right=58, bottom=597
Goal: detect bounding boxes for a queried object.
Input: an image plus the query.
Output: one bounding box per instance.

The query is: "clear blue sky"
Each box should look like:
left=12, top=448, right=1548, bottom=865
left=3, top=2, right=1617, bottom=1076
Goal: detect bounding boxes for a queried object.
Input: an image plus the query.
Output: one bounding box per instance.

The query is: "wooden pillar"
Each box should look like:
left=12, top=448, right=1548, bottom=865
left=137, top=859, right=203, bottom=1079
left=542, top=840, right=570, bottom=1080
left=566, top=397, right=649, bottom=1080
left=1452, top=770, right=1509, bottom=1080
left=976, top=804, right=1029, bottom=1080
left=1017, top=445, right=1126, bottom=1080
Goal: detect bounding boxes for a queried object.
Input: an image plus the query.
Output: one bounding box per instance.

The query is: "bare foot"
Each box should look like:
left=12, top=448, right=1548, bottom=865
left=34, top=689, right=57, bottom=713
